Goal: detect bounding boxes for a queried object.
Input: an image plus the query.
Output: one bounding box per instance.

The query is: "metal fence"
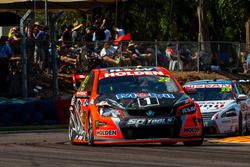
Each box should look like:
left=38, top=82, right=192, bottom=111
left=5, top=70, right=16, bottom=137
left=1, top=37, right=250, bottom=98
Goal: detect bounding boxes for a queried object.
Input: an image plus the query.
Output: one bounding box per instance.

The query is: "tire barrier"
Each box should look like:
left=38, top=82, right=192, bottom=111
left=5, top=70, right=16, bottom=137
left=56, top=95, right=72, bottom=125
left=0, top=96, right=72, bottom=127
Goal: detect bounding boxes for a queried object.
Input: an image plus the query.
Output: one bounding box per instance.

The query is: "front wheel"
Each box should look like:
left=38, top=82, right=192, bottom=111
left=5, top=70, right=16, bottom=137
left=87, top=114, right=94, bottom=146
left=238, top=112, right=245, bottom=136
left=68, top=115, right=77, bottom=145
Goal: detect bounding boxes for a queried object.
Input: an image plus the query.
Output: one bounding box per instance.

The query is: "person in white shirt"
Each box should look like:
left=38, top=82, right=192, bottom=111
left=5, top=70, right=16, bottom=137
left=100, top=43, right=120, bottom=66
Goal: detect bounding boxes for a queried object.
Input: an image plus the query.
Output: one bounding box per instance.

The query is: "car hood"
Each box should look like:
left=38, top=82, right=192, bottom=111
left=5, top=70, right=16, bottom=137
left=95, top=92, right=185, bottom=110
left=196, top=100, right=235, bottom=113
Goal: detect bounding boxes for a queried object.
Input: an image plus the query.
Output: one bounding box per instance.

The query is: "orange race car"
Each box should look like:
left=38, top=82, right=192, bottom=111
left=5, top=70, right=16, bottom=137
left=68, top=66, right=203, bottom=146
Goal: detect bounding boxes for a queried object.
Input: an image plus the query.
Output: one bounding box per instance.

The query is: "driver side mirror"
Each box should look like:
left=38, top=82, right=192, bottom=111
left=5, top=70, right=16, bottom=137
left=183, top=87, right=197, bottom=95
left=75, top=90, right=89, bottom=98
left=237, top=94, right=247, bottom=101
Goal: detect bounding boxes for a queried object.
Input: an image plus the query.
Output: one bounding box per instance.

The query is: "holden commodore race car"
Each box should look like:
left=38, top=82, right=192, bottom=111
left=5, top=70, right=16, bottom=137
left=183, top=79, right=250, bottom=136
left=68, top=66, right=203, bottom=146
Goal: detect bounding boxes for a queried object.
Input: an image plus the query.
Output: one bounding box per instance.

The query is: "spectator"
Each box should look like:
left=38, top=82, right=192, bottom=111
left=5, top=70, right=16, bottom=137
left=210, top=52, right=220, bottom=71
left=165, top=45, right=177, bottom=71
left=92, top=16, right=106, bottom=44
left=84, top=27, right=94, bottom=51
left=113, top=25, right=125, bottom=39
left=179, top=45, right=192, bottom=70
left=127, top=41, right=154, bottom=66
left=104, top=26, right=112, bottom=42
left=8, top=26, right=21, bottom=57
left=0, top=36, right=12, bottom=92
left=72, top=20, right=86, bottom=43
left=100, top=42, right=120, bottom=66
left=61, top=24, right=74, bottom=48
left=240, top=51, right=247, bottom=74
left=247, top=51, right=250, bottom=74
left=33, top=23, right=46, bottom=71
left=127, top=41, right=142, bottom=65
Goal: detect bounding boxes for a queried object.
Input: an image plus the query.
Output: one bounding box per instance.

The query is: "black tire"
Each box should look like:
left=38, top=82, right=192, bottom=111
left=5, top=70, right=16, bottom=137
left=238, top=112, right=244, bottom=136
left=161, top=141, right=177, bottom=146
left=87, top=114, right=94, bottom=146
left=68, top=114, right=77, bottom=145
left=183, top=139, right=203, bottom=146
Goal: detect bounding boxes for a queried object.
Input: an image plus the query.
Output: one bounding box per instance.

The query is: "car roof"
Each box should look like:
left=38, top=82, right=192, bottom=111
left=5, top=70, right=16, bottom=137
left=184, top=79, right=233, bottom=85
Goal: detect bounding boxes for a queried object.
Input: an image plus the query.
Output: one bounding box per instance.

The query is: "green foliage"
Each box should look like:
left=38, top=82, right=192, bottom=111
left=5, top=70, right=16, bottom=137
left=51, top=0, right=249, bottom=42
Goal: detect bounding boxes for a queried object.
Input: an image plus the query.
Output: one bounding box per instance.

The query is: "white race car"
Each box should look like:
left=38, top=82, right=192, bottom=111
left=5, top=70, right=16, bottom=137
left=183, top=79, right=250, bottom=136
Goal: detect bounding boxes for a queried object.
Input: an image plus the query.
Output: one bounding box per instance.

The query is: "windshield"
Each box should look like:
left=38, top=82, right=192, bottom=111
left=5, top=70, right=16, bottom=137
left=98, top=75, right=180, bottom=95
left=189, top=87, right=233, bottom=101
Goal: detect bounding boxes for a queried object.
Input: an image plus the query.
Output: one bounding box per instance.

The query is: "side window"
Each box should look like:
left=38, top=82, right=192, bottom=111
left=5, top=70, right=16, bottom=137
left=234, top=82, right=244, bottom=95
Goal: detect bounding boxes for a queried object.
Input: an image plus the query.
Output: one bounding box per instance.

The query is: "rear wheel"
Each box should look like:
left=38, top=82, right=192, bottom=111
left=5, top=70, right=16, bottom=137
left=87, top=114, right=94, bottom=146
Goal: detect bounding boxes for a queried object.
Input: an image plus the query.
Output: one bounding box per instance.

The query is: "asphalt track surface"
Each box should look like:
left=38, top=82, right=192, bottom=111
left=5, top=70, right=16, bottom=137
left=0, top=130, right=250, bottom=167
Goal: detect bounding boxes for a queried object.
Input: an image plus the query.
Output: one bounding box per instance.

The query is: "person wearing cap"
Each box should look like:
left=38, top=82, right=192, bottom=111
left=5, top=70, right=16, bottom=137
left=127, top=41, right=140, bottom=65
left=127, top=41, right=154, bottom=66
left=8, top=26, right=21, bottom=58
left=100, top=42, right=120, bottom=66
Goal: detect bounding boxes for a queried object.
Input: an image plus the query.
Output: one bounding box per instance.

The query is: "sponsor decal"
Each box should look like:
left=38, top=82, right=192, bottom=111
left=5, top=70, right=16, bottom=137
left=96, top=130, right=117, bottom=136
left=76, top=91, right=88, bottom=97
left=106, top=67, right=157, bottom=73
left=138, top=97, right=159, bottom=107
left=185, top=84, right=231, bottom=89
left=158, top=77, right=170, bottom=82
left=127, top=118, right=174, bottom=127
left=83, top=99, right=89, bottom=107
left=81, top=75, right=89, bottom=89
left=104, top=71, right=164, bottom=78
left=145, top=110, right=156, bottom=117
left=184, top=127, right=200, bottom=133
left=198, top=101, right=226, bottom=108
left=180, top=105, right=196, bottom=114
left=221, top=87, right=231, bottom=93
left=116, top=93, right=175, bottom=100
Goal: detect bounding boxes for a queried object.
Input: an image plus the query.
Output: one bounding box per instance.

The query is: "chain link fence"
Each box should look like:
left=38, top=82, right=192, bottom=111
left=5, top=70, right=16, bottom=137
left=1, top=37, right=250, bottom=98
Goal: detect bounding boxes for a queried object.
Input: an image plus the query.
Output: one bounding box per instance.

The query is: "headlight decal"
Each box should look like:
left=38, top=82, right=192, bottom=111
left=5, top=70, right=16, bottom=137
left=99, top=107, right=124, bottom=118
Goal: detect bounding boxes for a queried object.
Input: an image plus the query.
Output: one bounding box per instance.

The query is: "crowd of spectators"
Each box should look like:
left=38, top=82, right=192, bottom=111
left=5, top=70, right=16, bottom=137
left=1, top=15, right=250, bottom=97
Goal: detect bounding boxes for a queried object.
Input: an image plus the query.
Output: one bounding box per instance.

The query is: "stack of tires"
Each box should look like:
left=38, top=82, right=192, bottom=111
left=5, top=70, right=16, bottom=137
left=56, top=95, right=72, bottom=125
left=0, top=98, right=59, bottom=127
